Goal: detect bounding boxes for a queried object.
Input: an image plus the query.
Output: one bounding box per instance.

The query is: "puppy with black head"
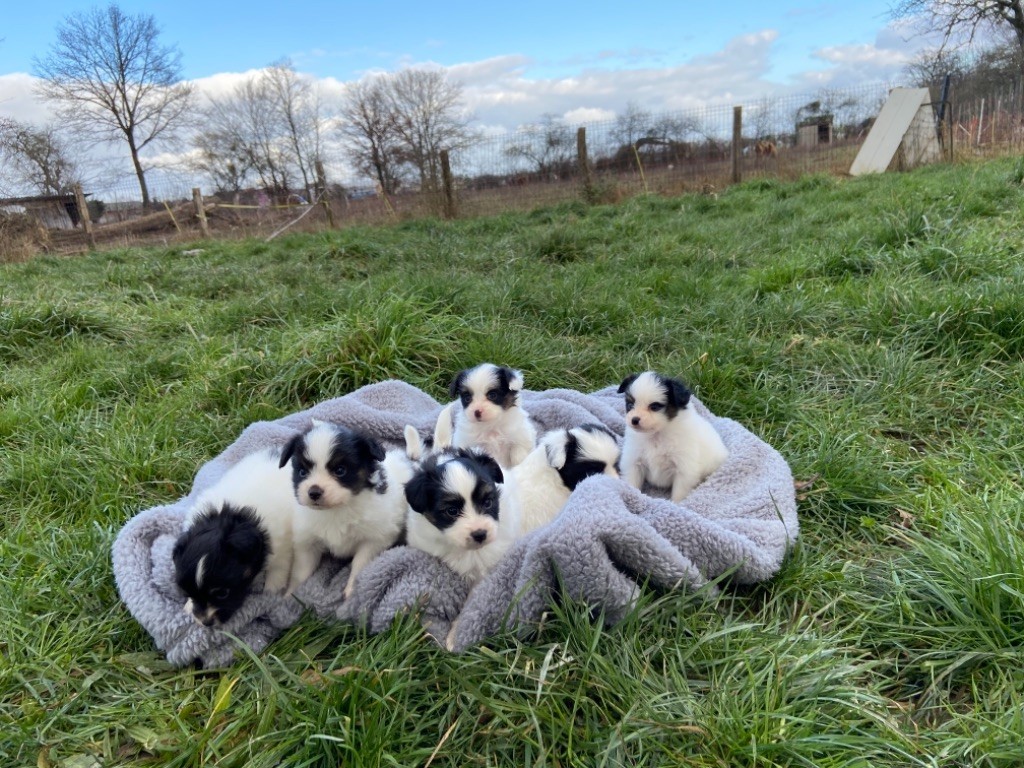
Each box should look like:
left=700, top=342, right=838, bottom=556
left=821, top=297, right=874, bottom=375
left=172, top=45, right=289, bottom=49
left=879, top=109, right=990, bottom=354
left=506, top=423, right=621, bottom=535
left=173, top=447, right=297, bottom=627
left=404, top=447, right=520, bottom=584
left=434, top=363, right=537, bottom=468
left=280, top=419, right=413, bottom=599
left=618, top=371, right=729, bottom=502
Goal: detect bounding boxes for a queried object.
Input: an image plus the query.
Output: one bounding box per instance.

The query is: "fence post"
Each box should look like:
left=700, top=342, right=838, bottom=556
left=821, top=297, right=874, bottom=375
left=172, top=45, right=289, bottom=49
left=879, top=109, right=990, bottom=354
left=192, top=188, right=210, bottom=238
left=577, top=126, right=594, bottom=196
left=73, top=184, right=96, bottom=251
left=315, top=160, right=336, bottom=228
left=731, top=105, right=743, bottom=184
left=439, top=150, right=456, bottom=219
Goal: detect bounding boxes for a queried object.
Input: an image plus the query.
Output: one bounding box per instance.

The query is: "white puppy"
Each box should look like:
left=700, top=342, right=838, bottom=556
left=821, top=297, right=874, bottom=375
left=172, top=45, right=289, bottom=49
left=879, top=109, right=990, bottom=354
left=434, top=363, right=537, bottom=468
left=404, top=447, right=520, bottom=585
left=618, top=371, right=729, bottom=502
left=506, top=424, right=621, bottom=535
left=279, top=420, right=413, bottom=599
left=173, top=447, right=296, bottom=626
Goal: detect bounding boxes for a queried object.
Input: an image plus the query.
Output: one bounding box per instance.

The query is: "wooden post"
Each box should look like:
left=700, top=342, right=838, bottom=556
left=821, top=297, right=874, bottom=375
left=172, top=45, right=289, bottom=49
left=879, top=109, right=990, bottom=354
left=577, top=126, right=593, bottom=189
left=192, top=187, right=209, bottom=238
left=439, top=150, right=456, bottom=219
left=315, top=160, right=335, bottom=228
left=731, top=105, right=743, bottom=184
left=162, top=201, right=182, bottom=233
left=73, top=184, right=95, bottom=251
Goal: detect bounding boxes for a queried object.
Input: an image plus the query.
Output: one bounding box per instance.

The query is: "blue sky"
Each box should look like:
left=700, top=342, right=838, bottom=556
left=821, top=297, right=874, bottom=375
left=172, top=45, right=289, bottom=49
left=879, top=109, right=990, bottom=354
left=2, top=1, right=910, bottom=89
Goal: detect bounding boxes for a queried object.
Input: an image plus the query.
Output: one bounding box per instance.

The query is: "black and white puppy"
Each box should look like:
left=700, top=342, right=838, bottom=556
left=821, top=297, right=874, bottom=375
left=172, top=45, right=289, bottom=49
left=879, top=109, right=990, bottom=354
left=618, top=371, right=729, bottom=502
left=404, top=447, right=520, bottom=584
left=173, top=447, right=297, bottom=627
left=434, top=363, right=537, bottom=468
left=506, top=423, right=622, bottom=535
left=280, top=420, right=413, bottom=599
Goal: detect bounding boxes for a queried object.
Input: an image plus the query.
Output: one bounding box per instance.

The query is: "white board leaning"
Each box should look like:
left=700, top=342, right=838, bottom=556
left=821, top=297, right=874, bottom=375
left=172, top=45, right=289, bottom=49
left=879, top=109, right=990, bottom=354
left=850, top=88, right=942, bottom=176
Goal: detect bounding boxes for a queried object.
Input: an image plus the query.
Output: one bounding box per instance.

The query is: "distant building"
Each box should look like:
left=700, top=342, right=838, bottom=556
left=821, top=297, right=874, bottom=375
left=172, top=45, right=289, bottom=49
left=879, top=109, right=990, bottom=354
left=0, top=193, right=82, bottom=229
left=796, top=115, right=833, bottom=147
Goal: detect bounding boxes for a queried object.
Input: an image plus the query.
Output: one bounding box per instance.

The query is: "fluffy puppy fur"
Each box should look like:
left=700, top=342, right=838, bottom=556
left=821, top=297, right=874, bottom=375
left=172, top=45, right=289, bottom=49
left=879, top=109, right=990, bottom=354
left=506, top=423, right=622, bottom=535
left=404, top=447, right=520, bottom=584
left=280, top=420, right=413, bottom=599
left=618, top=371, right=729, bottom=502
left=173, top=447, right=296, bottom=627
left=434, top=363, right=537, bottom=468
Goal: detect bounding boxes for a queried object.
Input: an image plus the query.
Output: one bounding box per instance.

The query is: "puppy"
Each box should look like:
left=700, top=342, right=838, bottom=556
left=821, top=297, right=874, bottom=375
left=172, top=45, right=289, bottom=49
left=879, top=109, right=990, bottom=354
left=618, top=371, right=729, bottom=502
left=404, top=447, right=520, bottom=584
left=506, top=423, right=621, bottom=535
left=434, top=363, right=537, bottom=468
left=173, top=447, right=296, bottom=627
left=279, top=420, right=412, bottom=599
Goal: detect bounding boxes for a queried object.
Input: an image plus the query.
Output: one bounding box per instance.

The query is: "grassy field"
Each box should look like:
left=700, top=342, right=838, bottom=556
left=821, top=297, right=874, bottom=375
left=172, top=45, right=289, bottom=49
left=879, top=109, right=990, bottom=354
left=2, top=157, right=1023, bottom=767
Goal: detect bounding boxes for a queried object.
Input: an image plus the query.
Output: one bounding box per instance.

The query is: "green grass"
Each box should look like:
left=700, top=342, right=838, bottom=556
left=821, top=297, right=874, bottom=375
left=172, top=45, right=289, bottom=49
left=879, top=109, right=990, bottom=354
left=3, top=158, right=1024, bottom=766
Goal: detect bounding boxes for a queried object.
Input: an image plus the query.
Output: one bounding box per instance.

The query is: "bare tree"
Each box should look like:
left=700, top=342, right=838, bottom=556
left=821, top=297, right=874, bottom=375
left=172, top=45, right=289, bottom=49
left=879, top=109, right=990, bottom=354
left=612, top=103, right=654, bottom=147
left=891, top=0, right=1024, bottom=69
left=263, top=60, right=325, bottom=200
left=904, top=47, right=970, bottom=86
left=338, top=76, right=406, bottom=195
left=34, top=3, right=194, bottom=208
left=196, top=77, right=292, bottom=198
left=385, top=67, right=476, bottom=192
left=504, top=114, right=575, bottom=179
left=0, top=118, right=80, bottom=195
left=190, top=125, right=257, bottom=198
left=194, top=62, right=327, bottom=201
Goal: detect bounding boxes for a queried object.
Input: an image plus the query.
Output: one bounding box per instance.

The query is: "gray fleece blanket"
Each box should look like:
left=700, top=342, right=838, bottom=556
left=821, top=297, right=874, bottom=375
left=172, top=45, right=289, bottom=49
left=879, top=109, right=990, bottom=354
left=112, top=380, right=798, bottom=667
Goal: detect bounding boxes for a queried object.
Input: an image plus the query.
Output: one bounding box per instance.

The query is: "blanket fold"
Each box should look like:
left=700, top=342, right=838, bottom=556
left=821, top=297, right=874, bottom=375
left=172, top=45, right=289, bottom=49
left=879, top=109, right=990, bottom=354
left=112, top=380, right=798, bottom=667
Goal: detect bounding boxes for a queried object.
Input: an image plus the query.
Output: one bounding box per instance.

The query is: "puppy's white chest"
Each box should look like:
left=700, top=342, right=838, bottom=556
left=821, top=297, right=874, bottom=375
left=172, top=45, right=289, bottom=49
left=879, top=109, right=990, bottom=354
left=640, top=446, right=679, bottom=487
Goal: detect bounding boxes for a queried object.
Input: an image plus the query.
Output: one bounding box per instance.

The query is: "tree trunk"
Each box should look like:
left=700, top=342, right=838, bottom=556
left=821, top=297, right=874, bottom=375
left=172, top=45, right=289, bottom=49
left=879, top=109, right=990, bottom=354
left=127, top=133, right=151, bottom=209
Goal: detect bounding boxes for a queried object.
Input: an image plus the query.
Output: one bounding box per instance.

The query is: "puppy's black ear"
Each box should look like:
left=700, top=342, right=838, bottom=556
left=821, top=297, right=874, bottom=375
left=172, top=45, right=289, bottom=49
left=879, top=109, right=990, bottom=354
left=224, top=512, right=269, bottom=565
left=172, top=533, right=187, bottom=562
left=279, top=433, right=303, bottom=468
left=666, top=378, right=692, bottom=409
left=580, top=422, right=616, bottom=440
left=448, top=370, right=467, bottom=399
left=617, top=373, right=639, bottom=394
left=404, top=472, right=431, bottom=513
left=495, top=366, right=524, bottom=392
left=472, top=452, right=504, bottom=484
left=357, top=433, right=387, bottom=463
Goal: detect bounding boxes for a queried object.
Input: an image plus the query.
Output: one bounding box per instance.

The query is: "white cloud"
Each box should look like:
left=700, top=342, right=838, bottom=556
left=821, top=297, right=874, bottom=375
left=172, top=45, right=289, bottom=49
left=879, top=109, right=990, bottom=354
left=0, top=72, right=57, bottom=124
left=564, top=107, right=616, bottom=123
left=797, top=20, right=946, bottom=88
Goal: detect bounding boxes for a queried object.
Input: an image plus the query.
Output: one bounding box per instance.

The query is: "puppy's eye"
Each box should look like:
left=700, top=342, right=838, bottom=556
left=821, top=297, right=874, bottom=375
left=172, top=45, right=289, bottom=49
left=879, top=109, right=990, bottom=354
left=649, top=403, right=664, bottom=412
left=442, top=505, right=461, bottom=518
left=486, top=389, right=501, bottom=403
left=333, top=466, right=347, bottom=478
left=480, top=496, right=494, bottom=511
left=624, top=398, right=635, bottom=410
left=209, top=587, right=230, bottom=601
left=460, top=391, right=472, bottom=406
left=296, top=467, right=309, bottom=479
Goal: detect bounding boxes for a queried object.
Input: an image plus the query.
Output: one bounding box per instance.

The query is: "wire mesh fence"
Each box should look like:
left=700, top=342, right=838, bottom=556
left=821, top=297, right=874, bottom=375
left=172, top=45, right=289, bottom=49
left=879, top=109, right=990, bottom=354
left=10, top=79, right=1024, bottom=257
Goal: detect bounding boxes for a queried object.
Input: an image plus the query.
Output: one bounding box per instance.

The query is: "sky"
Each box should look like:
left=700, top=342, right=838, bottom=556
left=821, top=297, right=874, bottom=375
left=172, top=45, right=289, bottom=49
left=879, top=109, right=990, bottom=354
left=0, top=0, right=936, bottom=188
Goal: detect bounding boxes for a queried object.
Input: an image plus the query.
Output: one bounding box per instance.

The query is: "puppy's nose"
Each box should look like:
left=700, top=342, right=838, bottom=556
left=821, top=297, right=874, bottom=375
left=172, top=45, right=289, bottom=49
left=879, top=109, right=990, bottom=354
left=199, top=615, right=218, bottom=627
left=470, top=529, right=488, bottom=544
left=307, top=485, right=323, bottom=501
left=631, top=416, right=641, bottom=426
left=473, top=409, right=483, bottom=420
